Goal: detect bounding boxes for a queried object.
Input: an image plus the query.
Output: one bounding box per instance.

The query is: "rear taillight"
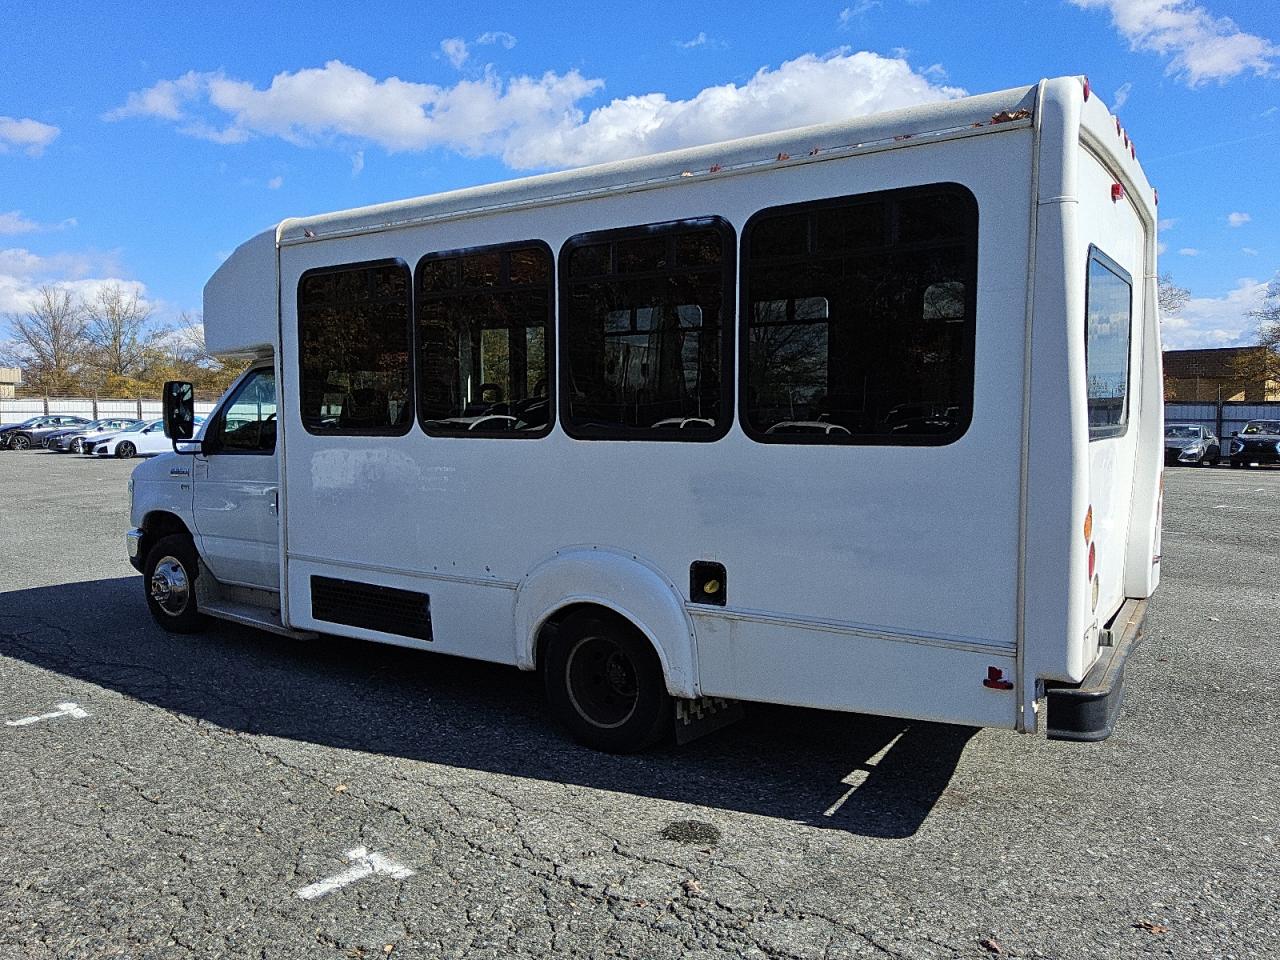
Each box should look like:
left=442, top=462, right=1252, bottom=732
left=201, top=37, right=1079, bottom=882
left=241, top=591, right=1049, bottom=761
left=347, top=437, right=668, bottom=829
left=1085, top=505, right=1098, bottom=612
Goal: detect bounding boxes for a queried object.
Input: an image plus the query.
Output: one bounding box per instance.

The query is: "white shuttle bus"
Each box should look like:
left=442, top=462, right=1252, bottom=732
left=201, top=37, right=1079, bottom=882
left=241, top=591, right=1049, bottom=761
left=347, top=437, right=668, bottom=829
left=129, top=76, right=1162, bottom=751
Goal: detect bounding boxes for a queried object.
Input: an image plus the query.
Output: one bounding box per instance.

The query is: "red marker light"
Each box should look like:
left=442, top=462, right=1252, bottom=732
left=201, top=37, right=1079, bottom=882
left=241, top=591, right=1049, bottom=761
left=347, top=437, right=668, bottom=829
left=983, top=667, right=1014, bottom=690
left=1111, top=183, right=1125, bottom=202
left=1083, top=76, right=1091, bottom=101
left=1088, top=542, right=1097, bottom=580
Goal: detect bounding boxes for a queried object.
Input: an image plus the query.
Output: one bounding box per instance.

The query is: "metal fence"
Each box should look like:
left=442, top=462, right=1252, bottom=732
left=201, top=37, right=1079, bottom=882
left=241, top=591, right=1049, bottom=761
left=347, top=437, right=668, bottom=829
left=0, top=397, right=217, bottom=426
left=1165, top=401, right=1280, bottom=439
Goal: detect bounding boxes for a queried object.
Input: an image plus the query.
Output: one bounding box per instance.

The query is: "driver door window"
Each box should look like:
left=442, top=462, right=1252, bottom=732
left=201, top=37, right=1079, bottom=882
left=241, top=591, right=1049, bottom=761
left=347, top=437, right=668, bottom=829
left=214, top=368, right=277, bottom=454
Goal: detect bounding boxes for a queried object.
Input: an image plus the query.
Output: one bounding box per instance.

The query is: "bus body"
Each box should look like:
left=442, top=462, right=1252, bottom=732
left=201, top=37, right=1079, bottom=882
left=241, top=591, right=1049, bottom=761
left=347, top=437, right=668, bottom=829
left=128, top=76, right=1161, bottom=750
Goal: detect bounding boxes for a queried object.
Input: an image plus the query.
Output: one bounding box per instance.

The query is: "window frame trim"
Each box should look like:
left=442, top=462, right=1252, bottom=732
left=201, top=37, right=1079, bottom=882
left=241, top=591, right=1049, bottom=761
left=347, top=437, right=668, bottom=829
left=412, top=238, right=556, bottom=440
left=557, top=215, right=738, bottom=443
left=1083, top=243, right=1134, bottom=442
left=205, top=364, right=277, bottom=456
left=737, top=181, right=980, bottom=447
left=296, top=257, right=415, bottom=438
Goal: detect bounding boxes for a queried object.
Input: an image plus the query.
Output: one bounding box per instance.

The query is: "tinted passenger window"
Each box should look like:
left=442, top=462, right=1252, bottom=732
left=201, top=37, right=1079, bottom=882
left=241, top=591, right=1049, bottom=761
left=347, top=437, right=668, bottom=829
left=1085, top=249, right=1132, bottom=440
left=416, top=243, right=552, bottom=436
left=298, top=262, right=413, bottom=434
left=743, top=185, right=977, bottom=444
left=216, top=368, right=277, bottom=453
left=561, top=218, right=734, bottom=440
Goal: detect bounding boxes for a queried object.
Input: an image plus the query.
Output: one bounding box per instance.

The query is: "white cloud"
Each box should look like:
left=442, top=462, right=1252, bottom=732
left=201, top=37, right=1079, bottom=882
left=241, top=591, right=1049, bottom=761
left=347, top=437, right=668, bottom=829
left=0, top=246, right=142, bottom=315
left=677, top=32, right=709, bottom=49
left=267, top=175, right=283, bottom=189
left=1069, top=1, right=1278, bottom=85
left=107, top=51, right=964, bottom=170
left=0, top=212, right=41, bottom=235
left=1161, top=277, right=1269, bottom=348
left=104, top=70, right=208, bottom=121
left=0, top=116, right=60, bottom=156
left=0, top=211, right=77, bottom=235
left=1226, top=211, right=1251, bottom=226
left=1179, top=247, right=1200, bottom=256
left=1158, top=217, right=1178, bottom=231
left=1112, top=80, right=1133, bottom=108
left=1157, top=241, right=1168, bottom=255
left=1241, top=247, right=1258, bottom=255
left=440, top=38, right=469, bottom=70
left=476, top=31, right=517, bottom=49
left=839, top=2, right=882, bottom=28
left=351, top=150, right=364, bottom=176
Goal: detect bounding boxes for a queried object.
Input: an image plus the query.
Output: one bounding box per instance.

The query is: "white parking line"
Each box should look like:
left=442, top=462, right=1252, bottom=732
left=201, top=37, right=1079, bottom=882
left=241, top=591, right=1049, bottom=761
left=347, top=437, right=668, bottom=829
left=294, top=846, right=414, bottom=901
left=4, top=702, right=90, bottom=727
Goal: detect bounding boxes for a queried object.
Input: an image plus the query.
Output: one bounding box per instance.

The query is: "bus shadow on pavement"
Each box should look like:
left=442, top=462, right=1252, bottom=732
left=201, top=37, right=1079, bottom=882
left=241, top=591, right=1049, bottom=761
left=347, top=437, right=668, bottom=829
left=0, top=576, right=976, bottom=839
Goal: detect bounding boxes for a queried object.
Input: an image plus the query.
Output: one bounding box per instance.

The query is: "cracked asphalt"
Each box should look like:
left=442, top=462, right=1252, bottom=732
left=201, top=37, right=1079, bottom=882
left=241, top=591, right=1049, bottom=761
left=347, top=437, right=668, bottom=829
left=1, top=451, right=1277, bottom=959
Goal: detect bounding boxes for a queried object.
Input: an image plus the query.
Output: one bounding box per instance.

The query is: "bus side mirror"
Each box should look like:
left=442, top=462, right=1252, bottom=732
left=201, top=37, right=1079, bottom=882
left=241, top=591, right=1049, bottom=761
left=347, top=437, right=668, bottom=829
left=163, top=381, right=196, bottom=440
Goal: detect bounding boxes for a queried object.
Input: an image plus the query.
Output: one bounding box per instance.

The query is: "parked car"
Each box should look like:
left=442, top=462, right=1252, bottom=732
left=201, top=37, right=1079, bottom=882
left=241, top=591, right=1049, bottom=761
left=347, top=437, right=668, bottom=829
left=47, top=418, right=142, bottom=453
left=1164, top=422, right=1219, bottom=466
left=1227, top=419, right=1280, bottom=468
left=90, top=417, right=204, bottom=458
left=0, top=415, right=91, bottom=450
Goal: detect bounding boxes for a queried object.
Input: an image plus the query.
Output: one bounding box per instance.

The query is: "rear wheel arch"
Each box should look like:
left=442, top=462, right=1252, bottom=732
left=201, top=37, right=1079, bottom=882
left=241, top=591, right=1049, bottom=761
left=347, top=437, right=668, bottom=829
left=515, top=547, right=698, bottom=699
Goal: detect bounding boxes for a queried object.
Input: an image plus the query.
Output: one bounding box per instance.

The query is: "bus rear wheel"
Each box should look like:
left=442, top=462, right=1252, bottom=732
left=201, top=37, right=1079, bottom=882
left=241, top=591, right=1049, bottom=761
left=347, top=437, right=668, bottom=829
left=543, top=610, right=671, bottom=753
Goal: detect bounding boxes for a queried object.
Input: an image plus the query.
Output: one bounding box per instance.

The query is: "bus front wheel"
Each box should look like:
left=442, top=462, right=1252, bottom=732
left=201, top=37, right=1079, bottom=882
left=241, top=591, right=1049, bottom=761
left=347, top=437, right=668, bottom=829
left=143, top=533, right=207, bottom=633
left=543, top=610, right=671, bottom=753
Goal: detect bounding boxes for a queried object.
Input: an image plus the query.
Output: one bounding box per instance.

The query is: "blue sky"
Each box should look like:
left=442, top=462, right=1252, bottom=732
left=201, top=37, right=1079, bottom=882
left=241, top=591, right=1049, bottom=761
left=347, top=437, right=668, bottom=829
left=2, top=0, right=1276, bottom=349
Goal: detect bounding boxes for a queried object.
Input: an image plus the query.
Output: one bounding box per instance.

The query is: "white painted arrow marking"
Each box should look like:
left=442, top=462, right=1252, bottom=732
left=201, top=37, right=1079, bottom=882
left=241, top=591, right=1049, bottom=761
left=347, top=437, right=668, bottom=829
left=5, top=702, right=90, bottom=727
left=294, top=846, right=414, bottom=901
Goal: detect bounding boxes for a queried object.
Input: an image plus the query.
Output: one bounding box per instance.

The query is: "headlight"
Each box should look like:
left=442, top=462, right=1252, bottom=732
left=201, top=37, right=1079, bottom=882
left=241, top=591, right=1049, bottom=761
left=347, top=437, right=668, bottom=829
left=1178, top=444, right=1203, bottom=458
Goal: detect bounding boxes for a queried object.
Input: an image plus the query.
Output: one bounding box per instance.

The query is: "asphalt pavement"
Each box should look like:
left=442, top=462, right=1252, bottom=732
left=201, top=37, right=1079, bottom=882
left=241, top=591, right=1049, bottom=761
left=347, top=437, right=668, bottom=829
left=1, top=450, right=1276, bottom=959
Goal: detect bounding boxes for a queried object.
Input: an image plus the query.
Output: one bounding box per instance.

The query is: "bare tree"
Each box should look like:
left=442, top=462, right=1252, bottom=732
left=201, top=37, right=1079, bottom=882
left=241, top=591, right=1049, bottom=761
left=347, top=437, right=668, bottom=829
left=83, top=284, right=166, bottom=385
left=1158, top=273, right=1190, bottom=315
left=3, top=285, right=90, bottom=395
left=1246, top=273, right=1280, bottom=384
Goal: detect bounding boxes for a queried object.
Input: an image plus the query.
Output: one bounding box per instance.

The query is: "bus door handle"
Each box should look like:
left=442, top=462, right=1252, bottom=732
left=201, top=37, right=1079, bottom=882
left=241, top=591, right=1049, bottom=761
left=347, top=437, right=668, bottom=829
left=268, top=488, right=278, bottom=516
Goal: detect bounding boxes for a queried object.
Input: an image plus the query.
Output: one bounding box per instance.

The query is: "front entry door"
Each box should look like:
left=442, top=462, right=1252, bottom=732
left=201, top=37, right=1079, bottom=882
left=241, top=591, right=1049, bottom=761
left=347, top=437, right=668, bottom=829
left=192, top=366, right=279, bottom=590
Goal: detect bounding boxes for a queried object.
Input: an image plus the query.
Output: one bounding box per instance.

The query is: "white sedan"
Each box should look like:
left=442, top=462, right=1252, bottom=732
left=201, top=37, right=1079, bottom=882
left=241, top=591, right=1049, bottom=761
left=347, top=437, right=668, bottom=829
left=90, top=417, right=204, bottom=458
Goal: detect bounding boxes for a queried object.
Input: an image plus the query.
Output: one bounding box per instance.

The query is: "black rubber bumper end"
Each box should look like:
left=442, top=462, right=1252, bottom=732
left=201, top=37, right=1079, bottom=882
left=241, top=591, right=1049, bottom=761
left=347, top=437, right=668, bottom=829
left=1046, top=598, right=1148, bottom=742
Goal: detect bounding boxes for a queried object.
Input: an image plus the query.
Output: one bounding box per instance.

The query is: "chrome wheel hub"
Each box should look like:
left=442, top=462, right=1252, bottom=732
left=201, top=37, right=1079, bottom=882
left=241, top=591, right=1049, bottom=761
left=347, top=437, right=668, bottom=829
left=150, top=557, right=190, bottom=615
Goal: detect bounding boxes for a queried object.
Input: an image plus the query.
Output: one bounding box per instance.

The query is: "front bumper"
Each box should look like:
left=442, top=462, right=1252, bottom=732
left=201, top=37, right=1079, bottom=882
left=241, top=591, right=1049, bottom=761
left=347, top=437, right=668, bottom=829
left=1045, top=598, right=1147, bottom=742
left=126, top=528, right=145, bottom=572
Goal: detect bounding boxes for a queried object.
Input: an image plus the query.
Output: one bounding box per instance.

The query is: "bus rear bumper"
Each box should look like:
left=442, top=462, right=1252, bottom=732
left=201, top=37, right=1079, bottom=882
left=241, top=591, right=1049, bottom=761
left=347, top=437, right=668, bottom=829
left=1045, top=598, right=1148, bottom=742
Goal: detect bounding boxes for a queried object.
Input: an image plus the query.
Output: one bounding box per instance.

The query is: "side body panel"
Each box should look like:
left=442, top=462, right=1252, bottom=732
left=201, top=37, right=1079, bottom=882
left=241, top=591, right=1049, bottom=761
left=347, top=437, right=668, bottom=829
left=275, top=126, right=1034, bottom=728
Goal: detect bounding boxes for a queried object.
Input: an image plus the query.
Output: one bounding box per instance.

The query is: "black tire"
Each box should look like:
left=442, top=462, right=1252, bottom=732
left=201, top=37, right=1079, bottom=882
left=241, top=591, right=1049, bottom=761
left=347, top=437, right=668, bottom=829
left=543, top=610, right=671, bottom=753
left=10, top=433, right=30, bottom=451
left=143, top=533, right=207, bottom=633
left=115, top=440, right=136, bottom=459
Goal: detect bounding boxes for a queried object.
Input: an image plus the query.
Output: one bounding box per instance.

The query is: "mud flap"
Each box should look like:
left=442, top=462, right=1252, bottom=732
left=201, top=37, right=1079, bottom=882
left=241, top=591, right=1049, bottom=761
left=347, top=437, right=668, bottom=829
left=674, top=696, right=744, bottom=745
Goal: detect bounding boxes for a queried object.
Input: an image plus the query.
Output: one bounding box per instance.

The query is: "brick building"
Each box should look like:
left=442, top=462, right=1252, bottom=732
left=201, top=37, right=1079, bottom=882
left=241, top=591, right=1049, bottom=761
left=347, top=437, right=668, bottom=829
left=1163, top=346, right=1279, bottom=402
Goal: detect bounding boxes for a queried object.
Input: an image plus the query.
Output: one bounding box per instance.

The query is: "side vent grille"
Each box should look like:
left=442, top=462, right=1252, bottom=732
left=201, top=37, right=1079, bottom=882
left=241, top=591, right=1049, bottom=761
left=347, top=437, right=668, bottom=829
left=310, top=576, right=433, bottom=641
